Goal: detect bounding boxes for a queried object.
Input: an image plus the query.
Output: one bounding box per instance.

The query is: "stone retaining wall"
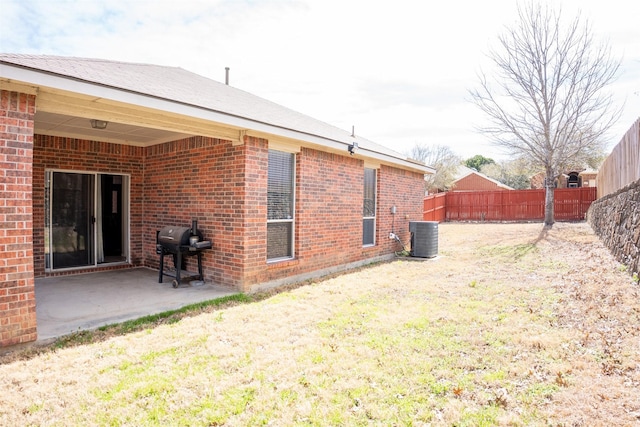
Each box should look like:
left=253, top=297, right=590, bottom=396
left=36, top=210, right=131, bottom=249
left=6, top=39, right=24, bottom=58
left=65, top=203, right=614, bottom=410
left=587, top=179, right=640, bottom=275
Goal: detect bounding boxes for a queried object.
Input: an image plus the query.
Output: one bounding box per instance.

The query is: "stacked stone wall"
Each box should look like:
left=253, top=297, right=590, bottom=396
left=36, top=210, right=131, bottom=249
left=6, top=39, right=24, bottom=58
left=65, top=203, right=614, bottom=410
left=587, top=179, right=640, bottom=275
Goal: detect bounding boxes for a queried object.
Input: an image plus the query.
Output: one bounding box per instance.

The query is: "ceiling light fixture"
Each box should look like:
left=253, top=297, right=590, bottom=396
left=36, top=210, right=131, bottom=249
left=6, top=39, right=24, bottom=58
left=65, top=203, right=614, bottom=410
left=90, top=119, right=108, bottom=129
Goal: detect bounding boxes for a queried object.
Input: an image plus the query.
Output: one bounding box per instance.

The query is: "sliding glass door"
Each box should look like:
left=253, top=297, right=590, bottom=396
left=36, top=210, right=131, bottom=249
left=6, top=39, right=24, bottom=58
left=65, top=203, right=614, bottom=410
left=45, top=171, right=129, bottom=271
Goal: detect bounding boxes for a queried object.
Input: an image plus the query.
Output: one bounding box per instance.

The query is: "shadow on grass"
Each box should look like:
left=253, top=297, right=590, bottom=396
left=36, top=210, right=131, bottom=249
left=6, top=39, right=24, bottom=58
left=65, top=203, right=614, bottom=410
left=531, top=224, right=551, bottom=245
left=487, top=224, right=553, bottom=260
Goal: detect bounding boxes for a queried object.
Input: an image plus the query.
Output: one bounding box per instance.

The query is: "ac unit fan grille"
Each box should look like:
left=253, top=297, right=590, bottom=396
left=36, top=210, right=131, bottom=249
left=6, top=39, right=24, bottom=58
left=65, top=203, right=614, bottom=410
left=409, top=221, right=438, bottom=258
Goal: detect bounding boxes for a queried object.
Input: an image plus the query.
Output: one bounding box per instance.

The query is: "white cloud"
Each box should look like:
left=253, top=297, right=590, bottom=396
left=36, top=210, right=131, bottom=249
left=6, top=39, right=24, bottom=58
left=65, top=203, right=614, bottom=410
left=1, top=0, right=638, bottom=161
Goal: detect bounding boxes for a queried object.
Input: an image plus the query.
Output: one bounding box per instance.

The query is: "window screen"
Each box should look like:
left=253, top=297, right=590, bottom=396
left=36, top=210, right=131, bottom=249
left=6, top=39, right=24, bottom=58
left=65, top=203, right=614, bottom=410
left=267, top=150, right=295, bottom=260
left=363, top=168, right=376, bottom=246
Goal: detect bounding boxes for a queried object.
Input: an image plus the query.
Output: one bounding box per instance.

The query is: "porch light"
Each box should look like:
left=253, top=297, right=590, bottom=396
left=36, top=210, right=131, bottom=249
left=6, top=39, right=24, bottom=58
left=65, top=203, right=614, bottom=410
left=90, top=119, right=108, bottom=129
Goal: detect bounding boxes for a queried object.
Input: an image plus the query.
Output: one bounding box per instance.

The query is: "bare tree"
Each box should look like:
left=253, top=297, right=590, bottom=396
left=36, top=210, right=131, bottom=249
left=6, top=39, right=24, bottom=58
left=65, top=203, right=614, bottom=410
left=409, top=144, right=462, bottom=193
left=469, top=2, right=620, bottom=225
left=481, top=158, right=537, bottom=190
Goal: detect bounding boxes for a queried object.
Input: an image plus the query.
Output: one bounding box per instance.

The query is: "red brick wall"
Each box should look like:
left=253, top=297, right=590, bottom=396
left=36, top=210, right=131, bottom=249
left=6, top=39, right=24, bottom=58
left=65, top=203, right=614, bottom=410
left=141, top=139, right=426, bottom=292
left=32, top=135, right=145, bottom=277
left=143, top=135, right=269, bottom=289
left=0, top=90, right=37, bottom=346
left=29, top=132, right=425, bottom=295
left=237, top=137, right=269, bottom=287
left=254, top=147, right=363, bottom=285
left=249, top=148, right=425, bottom=289
left=453, top=173, right=508, bottom=191
left=2, top=82, right=425, bottom=347
left=30, top=133, right=265, bottom=290
left=376, top=164, right=425, bottom=253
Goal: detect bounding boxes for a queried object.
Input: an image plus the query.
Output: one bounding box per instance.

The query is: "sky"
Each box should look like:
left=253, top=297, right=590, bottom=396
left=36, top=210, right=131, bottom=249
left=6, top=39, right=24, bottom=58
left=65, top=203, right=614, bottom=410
left=1, top=0, right=638, bottom=161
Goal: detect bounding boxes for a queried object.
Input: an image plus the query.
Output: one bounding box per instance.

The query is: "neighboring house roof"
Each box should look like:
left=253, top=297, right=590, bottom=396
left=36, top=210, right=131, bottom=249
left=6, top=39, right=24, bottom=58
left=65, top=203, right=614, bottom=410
left=578, top=168, right=598, bottom=177
left=0, top=54, right=432, bottom=174
left=452, top=166, right=514, bottom=190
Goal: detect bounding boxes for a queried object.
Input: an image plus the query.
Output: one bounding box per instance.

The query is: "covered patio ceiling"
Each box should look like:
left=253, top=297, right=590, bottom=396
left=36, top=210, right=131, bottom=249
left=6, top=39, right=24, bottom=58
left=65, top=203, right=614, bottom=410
left=35, top=110, right=194, bottom=146
left=30, top=84, right=247, bottom=147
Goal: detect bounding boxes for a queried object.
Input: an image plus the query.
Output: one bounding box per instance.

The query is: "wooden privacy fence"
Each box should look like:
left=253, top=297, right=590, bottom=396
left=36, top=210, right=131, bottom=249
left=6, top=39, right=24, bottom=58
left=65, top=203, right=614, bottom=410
left=596, top=118, right=640, bottom=198
left=423, top=187, right=597, bottom=222
left=422, top=192, right=447, bottom=222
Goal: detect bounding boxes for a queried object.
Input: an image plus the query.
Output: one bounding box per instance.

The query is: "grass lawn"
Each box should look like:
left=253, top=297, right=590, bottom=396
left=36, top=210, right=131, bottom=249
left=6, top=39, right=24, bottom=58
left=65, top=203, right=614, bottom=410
left=1, top=222, right=639, bottom=426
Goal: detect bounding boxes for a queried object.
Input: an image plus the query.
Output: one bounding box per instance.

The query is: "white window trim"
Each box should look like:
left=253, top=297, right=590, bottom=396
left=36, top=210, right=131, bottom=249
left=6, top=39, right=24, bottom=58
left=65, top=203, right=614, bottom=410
left=363, top=167, right=377, bottom=247
left=267, top=150, right=296, bottom=262
left=363, top=216, right=376, bottom=247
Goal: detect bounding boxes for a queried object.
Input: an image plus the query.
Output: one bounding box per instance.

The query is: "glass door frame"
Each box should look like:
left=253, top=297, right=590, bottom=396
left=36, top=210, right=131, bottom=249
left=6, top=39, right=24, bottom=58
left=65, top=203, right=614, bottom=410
left=45, top=169, right=131, bottom=272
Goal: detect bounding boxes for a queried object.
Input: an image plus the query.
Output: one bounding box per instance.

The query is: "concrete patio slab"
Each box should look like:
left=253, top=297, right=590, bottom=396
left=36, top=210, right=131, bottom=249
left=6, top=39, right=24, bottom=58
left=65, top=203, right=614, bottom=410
left=35, top=268, right=238, bottom=342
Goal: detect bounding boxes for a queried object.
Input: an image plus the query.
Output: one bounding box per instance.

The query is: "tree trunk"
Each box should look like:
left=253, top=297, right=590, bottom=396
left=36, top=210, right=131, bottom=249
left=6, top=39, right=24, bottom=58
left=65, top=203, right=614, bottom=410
left=544, top=174, right=555, bottom=226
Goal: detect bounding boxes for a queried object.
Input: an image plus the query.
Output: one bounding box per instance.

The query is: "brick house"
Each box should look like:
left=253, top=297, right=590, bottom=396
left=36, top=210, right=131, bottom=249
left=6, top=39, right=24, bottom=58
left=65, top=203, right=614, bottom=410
left=0, top=54, right=431, bottom=347
left=451, top=166, right=513, bottom=191
left=530, top=169, right=598, bottom=189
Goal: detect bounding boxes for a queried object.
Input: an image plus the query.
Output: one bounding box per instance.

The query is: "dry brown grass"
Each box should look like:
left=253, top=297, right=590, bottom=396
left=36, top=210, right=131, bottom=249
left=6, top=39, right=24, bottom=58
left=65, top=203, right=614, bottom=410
left=1, top=222, right=639, bottom=426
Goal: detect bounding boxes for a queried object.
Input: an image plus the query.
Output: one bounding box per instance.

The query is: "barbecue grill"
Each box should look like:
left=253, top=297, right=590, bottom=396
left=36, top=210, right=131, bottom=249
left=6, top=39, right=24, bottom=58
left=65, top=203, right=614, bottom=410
left=156, top=220, right=212, bottom=288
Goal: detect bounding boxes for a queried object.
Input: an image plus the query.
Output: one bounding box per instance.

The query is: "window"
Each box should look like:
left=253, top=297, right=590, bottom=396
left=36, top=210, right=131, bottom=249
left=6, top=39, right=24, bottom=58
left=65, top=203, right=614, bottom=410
left=267, top=150, right=295, bottom=261
left=363, top=168, right=376, bottom=246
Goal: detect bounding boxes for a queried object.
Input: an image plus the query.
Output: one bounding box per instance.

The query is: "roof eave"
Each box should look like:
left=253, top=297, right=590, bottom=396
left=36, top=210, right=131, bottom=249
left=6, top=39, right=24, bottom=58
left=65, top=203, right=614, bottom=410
left=1, top=61, right=430, bottom=174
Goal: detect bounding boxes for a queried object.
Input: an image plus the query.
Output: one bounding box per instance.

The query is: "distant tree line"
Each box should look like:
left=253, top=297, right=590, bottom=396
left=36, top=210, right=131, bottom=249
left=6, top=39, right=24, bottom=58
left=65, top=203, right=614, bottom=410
left=408, top=144, right=540, bottom=192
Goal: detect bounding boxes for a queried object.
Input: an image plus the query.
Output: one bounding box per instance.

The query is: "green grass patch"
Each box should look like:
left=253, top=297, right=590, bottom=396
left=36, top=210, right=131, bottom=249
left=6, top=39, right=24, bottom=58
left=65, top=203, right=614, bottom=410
left=520, top=382, right=560, bottom=404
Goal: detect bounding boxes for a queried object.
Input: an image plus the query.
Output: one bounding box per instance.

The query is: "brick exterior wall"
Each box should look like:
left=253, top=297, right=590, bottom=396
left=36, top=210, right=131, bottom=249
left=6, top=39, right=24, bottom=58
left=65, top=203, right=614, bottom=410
left=32, top=135, right=145, bottom=277
left=143, top=135, right=269, bottom=290
left=30, top=135, right=426, bottom=292
left=376, top=164, right=425, bottom=252
left=2, top=86, right=426, bottom=345
left=32, top=133, right=266, bottom=290
left=0, top=90, right=37, bottom=346
left=141, top=141, right=424, bottom=291
left=257, top=148, right=363, bottom=285
left=251, top=150, right=425, bottom=290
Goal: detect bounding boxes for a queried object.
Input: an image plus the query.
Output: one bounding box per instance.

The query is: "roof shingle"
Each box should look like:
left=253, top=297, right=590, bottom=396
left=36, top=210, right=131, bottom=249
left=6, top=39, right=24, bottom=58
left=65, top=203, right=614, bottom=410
left=1, top=54, right=418, bottom=165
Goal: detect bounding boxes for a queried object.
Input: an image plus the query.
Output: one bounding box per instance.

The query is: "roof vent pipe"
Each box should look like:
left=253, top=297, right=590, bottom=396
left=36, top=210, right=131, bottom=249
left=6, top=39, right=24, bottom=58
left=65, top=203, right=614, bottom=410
left=225, top=67, right=230, bottom=85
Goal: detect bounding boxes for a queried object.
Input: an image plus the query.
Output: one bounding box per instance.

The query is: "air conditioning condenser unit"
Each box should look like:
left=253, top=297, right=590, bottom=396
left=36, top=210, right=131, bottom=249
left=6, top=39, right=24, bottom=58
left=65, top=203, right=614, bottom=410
left=409, top=221, right=438, bottom=258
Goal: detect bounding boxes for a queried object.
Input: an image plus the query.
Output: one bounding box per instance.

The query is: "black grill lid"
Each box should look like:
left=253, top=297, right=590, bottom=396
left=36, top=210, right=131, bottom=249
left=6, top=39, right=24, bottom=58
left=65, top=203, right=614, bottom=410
left=158, top=226, right=192, bottom=247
